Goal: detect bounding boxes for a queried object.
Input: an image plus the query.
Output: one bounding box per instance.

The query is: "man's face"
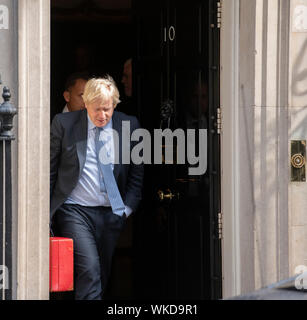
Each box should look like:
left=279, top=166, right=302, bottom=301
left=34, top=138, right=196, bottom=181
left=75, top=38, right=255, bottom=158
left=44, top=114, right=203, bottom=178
left=121, top=61, right=132, bottom=97
left=85, top=98, right=115, bottom=128
left=64, top=79, right=87, bottom=112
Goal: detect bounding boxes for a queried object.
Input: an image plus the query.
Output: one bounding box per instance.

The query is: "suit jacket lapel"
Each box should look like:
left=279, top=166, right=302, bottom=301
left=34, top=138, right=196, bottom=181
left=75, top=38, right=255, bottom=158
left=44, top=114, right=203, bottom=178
left=112, top=111, right=122, bottom=180
left=73, top=109, right=88, bottom=179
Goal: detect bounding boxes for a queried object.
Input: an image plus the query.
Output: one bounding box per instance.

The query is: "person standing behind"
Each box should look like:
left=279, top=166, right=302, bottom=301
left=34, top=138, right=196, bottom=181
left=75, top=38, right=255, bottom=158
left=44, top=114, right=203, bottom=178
left=121, top=58, right=132, bottom=98
left=117, top=58, right=138, bottom=117
left=62, top=72, right=89, bottom=113
left=50, top=75, right=144, bottom=300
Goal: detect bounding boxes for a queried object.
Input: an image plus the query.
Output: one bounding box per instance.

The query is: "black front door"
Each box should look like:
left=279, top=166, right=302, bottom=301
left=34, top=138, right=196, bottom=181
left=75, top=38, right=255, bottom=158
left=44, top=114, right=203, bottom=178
left=133, top=0, right=222, bottom=300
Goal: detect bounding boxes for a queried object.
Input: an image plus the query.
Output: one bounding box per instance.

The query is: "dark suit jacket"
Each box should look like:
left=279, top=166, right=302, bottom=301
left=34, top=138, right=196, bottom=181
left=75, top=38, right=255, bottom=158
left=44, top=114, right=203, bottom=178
left=50, top=109, right=144, bottom=222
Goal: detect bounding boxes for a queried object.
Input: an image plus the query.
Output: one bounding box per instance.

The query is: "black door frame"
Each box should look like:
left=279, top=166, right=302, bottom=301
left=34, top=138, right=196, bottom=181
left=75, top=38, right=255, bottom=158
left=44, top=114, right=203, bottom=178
left=208, top=0, right=222, bottom=300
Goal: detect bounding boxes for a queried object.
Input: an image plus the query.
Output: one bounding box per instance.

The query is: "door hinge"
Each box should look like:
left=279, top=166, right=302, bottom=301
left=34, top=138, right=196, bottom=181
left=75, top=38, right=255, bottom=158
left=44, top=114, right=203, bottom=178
left=218, top=212, right=223, bottom=240
left=217, top=2, right=222, bottom=29
left=217, top=107, right=222, bottom=134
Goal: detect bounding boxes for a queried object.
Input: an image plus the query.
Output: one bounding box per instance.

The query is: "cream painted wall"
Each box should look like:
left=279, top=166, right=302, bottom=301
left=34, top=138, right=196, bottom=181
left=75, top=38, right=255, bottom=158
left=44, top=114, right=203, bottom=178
left=251, top=0, right=290, bottom=291
left=289, top=0, right=307, bottom=279
left=220, top=0, right=241, bottom=298
left=17, top=0, right=50, bottom=300
left=222, top=0, right=294, bottom=297
left=238, top=0, right=292, bottom=294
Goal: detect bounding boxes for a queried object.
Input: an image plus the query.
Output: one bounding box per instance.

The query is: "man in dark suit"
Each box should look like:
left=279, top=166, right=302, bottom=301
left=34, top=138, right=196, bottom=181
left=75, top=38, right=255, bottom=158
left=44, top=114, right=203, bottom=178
left=50, top=76, right=144, bottom=300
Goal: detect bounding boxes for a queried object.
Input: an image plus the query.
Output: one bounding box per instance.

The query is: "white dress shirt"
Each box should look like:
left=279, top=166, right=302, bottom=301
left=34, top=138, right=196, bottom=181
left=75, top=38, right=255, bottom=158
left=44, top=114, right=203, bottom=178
left=62, top=105, right=69, bottom=113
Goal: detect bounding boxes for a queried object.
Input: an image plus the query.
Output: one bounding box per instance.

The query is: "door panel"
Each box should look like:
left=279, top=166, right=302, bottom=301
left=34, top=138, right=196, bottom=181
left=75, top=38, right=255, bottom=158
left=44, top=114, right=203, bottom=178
left=133, top=0, right=221, bottom=300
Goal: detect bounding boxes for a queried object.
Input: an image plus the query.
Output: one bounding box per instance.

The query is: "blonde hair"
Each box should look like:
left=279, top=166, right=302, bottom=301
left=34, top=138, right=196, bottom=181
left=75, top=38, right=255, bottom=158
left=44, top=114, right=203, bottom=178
left=83, top=75, right=121, bottom=107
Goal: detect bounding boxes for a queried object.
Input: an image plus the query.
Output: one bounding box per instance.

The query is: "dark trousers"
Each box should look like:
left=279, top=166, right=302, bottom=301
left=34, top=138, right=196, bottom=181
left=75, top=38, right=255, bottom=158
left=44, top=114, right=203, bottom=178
left=54, top=203, right=126, bottom=300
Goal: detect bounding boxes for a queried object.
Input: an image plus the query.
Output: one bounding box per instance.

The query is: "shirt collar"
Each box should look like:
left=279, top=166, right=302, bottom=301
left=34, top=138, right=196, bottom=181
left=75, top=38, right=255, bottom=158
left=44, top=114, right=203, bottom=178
left=87, top=115, right=96, bottom=131
left=62, top=104, right=69, bottom=113
left=87, top=115, right=113, bottom=131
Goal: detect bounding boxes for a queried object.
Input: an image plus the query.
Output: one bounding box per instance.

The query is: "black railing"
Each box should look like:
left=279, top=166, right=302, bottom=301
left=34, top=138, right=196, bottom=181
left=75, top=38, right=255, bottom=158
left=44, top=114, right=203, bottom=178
left=0, top=74, right=17, bottom=300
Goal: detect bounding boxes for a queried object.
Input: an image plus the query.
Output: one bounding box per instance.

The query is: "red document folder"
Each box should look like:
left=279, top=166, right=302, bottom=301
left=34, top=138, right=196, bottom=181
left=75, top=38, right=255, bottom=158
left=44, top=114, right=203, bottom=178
left=50, top=237, right=74, bottom=292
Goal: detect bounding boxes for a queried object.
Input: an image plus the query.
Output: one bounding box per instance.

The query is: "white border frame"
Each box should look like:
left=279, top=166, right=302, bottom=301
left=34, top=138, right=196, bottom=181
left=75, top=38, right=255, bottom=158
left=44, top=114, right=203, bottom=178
left=220, top=0, right=241, bottom=298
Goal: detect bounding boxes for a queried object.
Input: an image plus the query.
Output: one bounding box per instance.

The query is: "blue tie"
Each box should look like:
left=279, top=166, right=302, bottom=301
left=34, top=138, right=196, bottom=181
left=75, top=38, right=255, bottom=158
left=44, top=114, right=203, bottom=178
left=95, top=127, right=125, bottom=216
